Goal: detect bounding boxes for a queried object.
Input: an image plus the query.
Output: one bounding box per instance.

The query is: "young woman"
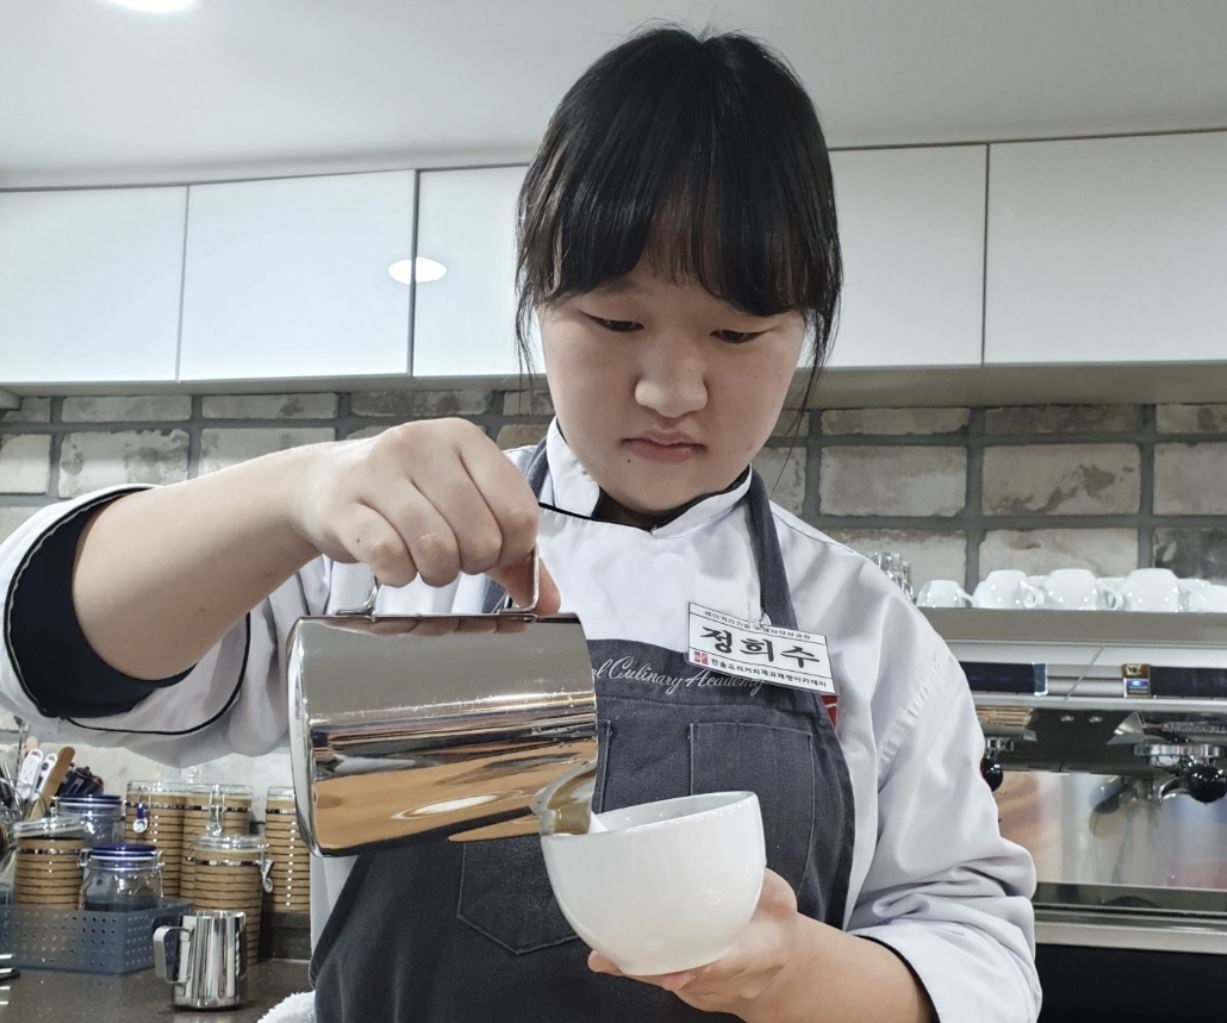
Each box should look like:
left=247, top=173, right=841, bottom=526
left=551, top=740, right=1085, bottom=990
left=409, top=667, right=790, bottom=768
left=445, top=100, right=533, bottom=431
left=0, top=27, right=1039, bottom=1023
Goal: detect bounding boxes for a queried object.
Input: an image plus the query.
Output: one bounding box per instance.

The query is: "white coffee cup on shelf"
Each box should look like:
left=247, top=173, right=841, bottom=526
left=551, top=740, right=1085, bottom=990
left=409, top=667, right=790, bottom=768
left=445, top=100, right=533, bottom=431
left=1041, top=569, right=1112, bottom=611
left=1205, top=584, right=1227, bottom=613
left=1177, top=579, right=1212, bottom=613
left=917, top=580, right=974, bottom=608
left=972, top=570, right=1044, bottom=610
left=1118, top=568, right=1184, bottom=612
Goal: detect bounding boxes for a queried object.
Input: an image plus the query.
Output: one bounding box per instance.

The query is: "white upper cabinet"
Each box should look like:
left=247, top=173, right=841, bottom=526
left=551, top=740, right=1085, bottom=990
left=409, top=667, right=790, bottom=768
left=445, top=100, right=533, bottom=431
left=986, top=131, right=1227, bottom=365
left=179, top=171, right=414, bottom=381
left=413, top=166, right=537, bottom=378
left=0, top=187, right=185, bottom=384
left=824, top=146, right=986, bottom=370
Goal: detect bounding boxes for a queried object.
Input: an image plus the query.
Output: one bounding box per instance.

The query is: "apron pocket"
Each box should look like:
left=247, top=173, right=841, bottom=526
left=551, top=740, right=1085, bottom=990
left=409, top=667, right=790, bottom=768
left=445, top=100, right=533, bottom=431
left=456, top=834, right=579, bottom=954
left=689, top=721, right=817, bottom=892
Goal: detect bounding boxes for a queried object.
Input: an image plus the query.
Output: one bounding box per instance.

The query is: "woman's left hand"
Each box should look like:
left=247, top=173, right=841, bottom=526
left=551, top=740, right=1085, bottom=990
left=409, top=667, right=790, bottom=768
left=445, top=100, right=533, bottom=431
left=587, top=868, right=805, bottom=1017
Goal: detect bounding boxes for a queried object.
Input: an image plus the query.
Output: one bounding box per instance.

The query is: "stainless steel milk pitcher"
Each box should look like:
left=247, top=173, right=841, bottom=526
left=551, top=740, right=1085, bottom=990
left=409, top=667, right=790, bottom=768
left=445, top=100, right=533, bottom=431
left=287, top=556, right=597, bottom=855
left=154, top=909, right=248, bottom=1010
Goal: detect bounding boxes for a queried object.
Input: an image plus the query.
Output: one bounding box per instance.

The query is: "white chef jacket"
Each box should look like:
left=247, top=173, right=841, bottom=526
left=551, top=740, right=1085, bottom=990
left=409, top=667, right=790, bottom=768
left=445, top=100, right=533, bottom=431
left=0, top=419, right=1040, bottom=1022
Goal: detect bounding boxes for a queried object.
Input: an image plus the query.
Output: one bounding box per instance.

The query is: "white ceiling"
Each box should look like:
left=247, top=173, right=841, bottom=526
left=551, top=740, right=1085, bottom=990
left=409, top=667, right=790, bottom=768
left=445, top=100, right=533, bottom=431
left=2, top=0, right=1226, bottom=188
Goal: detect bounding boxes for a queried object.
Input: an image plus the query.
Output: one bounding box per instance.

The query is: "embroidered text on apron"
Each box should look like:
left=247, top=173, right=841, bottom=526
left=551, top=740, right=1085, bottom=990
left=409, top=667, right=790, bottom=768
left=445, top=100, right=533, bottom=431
left=310, top=442, right=856, bottom=1022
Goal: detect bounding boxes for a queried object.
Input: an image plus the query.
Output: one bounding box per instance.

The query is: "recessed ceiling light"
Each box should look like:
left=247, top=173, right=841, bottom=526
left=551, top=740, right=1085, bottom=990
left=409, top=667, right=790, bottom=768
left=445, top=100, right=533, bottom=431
left=105, top=0, right=197, bottom=12
left=388, top=257, right=447, bottom=286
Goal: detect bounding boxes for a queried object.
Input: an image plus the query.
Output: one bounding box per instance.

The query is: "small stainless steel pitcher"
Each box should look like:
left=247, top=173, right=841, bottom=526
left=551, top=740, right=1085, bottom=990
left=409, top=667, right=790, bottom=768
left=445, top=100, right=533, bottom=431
left=287, top=557, right=597, bottom=855
left=154, top=909, right=248, bottom=1010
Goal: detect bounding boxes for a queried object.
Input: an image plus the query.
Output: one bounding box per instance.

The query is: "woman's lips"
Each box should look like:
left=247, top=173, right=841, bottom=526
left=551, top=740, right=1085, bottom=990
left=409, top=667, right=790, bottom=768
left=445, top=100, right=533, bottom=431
left=623, top=437, right=702, bottom=463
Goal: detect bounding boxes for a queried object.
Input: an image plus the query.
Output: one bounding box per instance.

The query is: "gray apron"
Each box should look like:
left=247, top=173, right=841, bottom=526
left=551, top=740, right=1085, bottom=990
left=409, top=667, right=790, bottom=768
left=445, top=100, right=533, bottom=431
left=310, top=443, right=856, bottom=1022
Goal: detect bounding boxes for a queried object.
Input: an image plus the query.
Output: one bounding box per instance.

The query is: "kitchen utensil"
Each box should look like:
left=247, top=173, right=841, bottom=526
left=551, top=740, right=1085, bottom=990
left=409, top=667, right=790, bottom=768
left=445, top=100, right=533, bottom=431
left=14, top=751, right=42, bottom=810
left=287, top=554, right=596, bottom=855
left=541, top=791, right=765, bottom=976
left=154, top=909, right=248, bottom=1010
left=27, top=747, right=73, bottom=820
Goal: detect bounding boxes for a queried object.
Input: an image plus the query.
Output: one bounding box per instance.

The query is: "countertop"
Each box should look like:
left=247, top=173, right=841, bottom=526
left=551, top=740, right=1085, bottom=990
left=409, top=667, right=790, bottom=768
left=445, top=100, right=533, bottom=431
left=1, top=959, right=310, bottom=1021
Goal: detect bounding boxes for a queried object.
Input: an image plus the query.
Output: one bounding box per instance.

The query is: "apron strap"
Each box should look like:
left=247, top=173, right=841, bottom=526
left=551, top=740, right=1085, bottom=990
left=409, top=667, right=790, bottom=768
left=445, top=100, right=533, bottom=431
left=482, top=437, right=799, bottom=638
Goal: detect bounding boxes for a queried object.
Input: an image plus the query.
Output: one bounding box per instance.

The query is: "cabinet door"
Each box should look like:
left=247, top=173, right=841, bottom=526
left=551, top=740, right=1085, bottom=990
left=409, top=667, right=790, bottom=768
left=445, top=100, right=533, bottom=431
left=412, top=166, right=537, bottom=378
left=986, top=132, right=1227, bottom=365
left=0, top=187, right=185, bottom=384
left=824, top=146, right=986, bottom=370
left=179, top=171, right=414, bottom=381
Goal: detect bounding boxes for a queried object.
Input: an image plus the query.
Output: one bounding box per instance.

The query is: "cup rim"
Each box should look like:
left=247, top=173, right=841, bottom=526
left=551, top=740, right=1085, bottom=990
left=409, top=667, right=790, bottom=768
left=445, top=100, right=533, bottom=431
left=547, top=790, right=756, bottom=843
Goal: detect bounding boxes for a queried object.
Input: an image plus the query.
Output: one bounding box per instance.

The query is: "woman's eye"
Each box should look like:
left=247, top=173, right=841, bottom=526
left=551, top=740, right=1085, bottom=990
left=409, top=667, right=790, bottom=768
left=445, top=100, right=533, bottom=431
left=713, top=329, right=763, bottom=343
left=588, top=316, right=641, bottom=334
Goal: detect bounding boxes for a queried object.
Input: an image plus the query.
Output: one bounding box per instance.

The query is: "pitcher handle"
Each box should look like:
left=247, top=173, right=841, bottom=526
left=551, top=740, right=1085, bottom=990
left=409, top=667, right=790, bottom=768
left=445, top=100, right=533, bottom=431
left=338, top=550, right=541, bottom=617
left=153, top=925, right=187, bottom=984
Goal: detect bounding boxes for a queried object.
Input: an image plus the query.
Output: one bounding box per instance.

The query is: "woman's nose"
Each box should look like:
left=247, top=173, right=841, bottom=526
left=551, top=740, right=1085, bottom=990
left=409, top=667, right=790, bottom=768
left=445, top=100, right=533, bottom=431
left=633, top=337, right=708, bottom=419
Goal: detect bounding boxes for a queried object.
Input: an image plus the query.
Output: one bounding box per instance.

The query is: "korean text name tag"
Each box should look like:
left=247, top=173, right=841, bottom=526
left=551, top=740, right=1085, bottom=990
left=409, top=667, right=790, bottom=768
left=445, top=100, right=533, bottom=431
left=686, top=603, right=835, bottom=695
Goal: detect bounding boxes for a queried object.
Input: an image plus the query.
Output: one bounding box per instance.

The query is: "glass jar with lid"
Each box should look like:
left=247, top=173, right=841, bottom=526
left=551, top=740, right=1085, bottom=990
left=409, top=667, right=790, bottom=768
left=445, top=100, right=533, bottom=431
left=81, top=843, right=164, bottom=912
left=54, top=794, right=125, bottom=846
left=189, top=833, right=269, bottom=967
left=12, top=816, right=90, bottom=908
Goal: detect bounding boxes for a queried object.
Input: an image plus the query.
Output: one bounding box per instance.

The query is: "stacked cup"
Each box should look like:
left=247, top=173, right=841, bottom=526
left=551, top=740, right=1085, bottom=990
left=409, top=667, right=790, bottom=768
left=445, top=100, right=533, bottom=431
left=125, top=781, right=188, bottom=897
left=188, top=833, right=269, bottom=968
left=12, top=817, right=89, bottom=908
left=264, top=786, right=310, bottom=915
left=180, top=784, right=253, bottom=901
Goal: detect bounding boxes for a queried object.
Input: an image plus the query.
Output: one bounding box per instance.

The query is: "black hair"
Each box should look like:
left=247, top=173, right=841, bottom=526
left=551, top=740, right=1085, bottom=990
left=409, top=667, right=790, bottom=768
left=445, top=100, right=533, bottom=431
left=515, top=25, right=842, bottom=394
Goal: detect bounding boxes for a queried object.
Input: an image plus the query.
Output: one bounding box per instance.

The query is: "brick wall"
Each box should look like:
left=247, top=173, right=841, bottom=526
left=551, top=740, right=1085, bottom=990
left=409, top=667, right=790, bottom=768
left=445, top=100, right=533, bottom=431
left=2, top=390, right=1225, bottom=791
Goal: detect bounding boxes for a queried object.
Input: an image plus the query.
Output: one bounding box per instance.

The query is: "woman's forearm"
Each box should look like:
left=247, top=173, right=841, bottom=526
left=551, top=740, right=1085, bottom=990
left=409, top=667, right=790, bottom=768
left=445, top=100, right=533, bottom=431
left=742, top=919, right=931, bottom=1023
left=72, top=445, right=321, bottom=681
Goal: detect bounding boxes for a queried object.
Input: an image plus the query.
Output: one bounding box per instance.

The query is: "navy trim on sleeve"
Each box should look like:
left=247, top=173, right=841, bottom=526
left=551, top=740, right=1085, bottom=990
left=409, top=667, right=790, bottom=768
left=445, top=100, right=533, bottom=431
left=4, top=493, right=193, bottom=719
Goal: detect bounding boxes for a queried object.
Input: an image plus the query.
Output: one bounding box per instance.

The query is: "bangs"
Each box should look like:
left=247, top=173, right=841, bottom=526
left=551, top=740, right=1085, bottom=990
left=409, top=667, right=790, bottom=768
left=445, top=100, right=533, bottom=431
left=517, top=28, right=841, bottom=357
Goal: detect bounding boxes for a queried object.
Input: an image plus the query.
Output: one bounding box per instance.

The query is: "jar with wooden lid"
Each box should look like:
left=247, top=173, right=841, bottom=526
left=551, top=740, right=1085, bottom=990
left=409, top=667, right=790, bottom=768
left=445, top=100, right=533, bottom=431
left=12, top=817, right=88, bottom=908
left=124, top=781, right=187, bottom=897
left=264, top=786, right=310, bottom=914
left=188, top=833, right=269, bottom=966
left=180, top=784, right=253, bottom=900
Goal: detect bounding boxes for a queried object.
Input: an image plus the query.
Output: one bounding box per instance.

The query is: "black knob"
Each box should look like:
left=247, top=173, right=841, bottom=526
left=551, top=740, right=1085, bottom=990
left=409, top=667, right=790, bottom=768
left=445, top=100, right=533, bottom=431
left=1183, top=763, right=1227, bottom=804
left=981, top=756, right=1004, bottom=793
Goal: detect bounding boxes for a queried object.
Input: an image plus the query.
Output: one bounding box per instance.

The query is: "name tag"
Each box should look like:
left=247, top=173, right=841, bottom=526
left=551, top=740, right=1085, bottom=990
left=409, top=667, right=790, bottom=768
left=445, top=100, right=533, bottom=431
left=686, top=603, right=835, bottom=695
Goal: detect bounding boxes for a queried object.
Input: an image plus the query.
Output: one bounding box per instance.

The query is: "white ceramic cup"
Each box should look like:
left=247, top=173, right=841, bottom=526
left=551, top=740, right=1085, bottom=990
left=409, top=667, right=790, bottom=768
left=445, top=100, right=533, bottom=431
left=917, top=580, right=974, bottom=608
left=1204, top=584, right=1227, bottom=613
left=1119, top=568, right=1183, bottom=612
left=972, top=570, right=1044, bottom=610
left=1042, top=569, right=1108, bottom=611
left=1178, top=579, right=1211, bottom=613
left=541, top=791, right=765, bottom=976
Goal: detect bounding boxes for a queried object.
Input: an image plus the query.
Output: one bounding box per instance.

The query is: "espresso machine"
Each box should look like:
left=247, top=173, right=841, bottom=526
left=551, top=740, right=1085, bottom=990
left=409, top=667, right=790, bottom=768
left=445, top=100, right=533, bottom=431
left=925, top=608, right=1227, bottom=1019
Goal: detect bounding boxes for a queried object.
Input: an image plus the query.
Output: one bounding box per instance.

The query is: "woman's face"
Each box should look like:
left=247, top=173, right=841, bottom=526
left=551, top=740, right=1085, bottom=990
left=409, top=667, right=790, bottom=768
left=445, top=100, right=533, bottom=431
left=540, top=263, right=805, bottom=515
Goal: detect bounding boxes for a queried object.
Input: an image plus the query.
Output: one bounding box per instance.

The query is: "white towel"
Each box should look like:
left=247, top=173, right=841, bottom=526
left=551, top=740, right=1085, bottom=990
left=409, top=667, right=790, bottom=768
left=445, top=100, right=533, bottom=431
left=258, top=991, right=315, bottom=1023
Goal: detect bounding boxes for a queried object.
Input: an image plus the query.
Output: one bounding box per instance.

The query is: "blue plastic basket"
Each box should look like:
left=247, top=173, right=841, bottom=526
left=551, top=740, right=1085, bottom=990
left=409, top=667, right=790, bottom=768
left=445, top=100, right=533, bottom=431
left=0, top=899, right=191, bottom=973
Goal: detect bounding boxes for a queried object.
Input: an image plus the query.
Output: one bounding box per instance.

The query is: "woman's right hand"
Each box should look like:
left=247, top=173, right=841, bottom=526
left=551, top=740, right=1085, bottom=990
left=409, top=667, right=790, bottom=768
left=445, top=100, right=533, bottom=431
left=289, top=418, right=559, bottom=613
